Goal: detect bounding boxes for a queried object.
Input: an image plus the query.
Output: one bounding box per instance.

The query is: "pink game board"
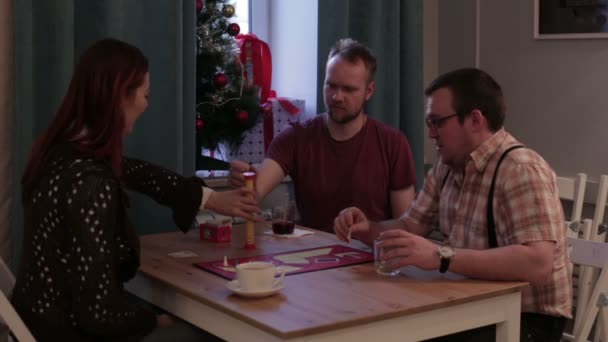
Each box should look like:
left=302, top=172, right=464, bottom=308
left=195, top=245, right=373, bottom=280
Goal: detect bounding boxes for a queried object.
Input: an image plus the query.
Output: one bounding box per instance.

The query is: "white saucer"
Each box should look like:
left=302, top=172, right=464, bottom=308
left=226, top=280, right=285, bottom=298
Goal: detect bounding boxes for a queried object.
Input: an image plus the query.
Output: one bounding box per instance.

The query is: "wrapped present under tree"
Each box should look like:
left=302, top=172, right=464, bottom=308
left=218, top=97, right=306, bottom=164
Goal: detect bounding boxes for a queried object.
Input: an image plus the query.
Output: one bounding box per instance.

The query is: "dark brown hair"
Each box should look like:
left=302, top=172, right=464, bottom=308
left=22, top=38, right=149, bottom=199
left=425, top=68, right=505, bottom=132
left=328, top=38, right=377, bottom=83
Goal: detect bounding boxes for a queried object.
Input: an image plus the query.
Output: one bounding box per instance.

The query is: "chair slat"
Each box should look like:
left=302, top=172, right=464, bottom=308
left=0, top=257, right=36, bottom=341
left=568, top=238, right=608, bottom=269
left=566, top=220, right=608, bottom=342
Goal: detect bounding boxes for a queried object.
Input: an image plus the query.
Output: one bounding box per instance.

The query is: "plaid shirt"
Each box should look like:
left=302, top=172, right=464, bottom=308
left=405, top=129, right=572, bottom=318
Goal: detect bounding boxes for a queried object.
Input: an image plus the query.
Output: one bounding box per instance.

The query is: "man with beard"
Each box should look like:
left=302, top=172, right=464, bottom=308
left=334, top=68, right=571, bottom=341
left=230, top=38, right=416, bottom=233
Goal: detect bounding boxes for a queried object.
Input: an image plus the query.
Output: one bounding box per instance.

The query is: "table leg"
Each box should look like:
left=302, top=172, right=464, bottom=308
left=495, top=291, right=521, bottom=342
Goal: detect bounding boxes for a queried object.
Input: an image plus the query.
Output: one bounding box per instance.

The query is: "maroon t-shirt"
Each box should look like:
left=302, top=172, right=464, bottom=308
left=267, top=114, right=416, bottom=232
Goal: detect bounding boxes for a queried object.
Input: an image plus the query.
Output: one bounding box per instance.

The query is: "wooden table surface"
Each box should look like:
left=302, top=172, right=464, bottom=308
left=128, top=222, right=528, bottom=341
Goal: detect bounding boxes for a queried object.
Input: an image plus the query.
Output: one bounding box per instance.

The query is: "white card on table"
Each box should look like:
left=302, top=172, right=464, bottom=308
left=168, top=251, right=198, bottom=258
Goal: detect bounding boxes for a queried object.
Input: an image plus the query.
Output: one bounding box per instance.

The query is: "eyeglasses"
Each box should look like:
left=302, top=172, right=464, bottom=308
left=425, top=113, right=459, bottom=130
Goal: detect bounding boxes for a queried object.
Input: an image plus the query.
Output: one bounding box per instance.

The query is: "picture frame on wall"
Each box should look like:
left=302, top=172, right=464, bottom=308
left=534, top=0, right=608, bottom=39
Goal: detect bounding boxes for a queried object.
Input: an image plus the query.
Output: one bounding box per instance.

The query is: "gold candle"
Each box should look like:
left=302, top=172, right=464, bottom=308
left=243, top=171, right=256, bottom=250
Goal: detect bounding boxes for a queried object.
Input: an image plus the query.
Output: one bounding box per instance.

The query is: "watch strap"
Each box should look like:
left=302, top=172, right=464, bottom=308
left=439, top=255, right=451, bottom=273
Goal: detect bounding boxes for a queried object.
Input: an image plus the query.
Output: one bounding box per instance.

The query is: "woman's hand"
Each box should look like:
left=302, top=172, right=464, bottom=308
left=229, top=160, right=256, bottom=188
left=205, top=187, right=262, bottom=221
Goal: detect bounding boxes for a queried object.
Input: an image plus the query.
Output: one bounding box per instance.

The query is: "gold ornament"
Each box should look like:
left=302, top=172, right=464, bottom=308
left=222, top=4, right=235, bottom=18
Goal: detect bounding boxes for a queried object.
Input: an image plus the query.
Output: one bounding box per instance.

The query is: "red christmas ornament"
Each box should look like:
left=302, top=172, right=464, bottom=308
left=227, top=23, right=240, bottom=37
left=196, top=0, right=203, bottom=12
left=213, top=73, right=228, bottom=88
left=236, top=110, right=249, bottom=124
left=196, top=118, right=204, bottom=130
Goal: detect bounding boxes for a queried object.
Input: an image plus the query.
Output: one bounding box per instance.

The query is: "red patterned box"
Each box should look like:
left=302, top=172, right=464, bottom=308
left=199, top=218, right=232, bottom=243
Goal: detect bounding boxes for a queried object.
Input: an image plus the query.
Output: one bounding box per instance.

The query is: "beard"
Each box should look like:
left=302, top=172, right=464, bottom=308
left=327, top=102, right=366, bottom=125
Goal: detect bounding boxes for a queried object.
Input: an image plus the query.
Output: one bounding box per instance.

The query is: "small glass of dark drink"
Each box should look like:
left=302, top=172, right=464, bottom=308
left=271, top=202, right=296, bottom=235
left=272, top=220, right=295, bottom=234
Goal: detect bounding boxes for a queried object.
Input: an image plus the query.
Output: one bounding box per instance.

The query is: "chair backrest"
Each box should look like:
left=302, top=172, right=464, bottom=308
left=0, top=258, right=36, bottom=342
left=0, top=258, right=14, bottom=297
left=565, top=224, right=608, bottom=342
left=559, top=173, right=587, bottom=239
left=563, top=219, right=597, bottom=342
left=592, top=175, right=608, bottom=242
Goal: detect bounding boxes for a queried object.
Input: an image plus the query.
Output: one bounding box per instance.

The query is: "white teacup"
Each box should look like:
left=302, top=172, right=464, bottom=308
left=235, top=261, right=285, bottom=292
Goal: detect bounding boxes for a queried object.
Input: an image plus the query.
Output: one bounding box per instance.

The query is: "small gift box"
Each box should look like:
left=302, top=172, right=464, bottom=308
left=199, top=218, right=233, bottom=243
left=218, top=97, right=306, bottom=164
left=266, top=97, right=306, bottom=144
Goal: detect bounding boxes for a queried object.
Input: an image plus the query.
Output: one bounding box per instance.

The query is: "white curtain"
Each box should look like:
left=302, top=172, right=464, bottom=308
left=0, top=0, right=14, bottom=267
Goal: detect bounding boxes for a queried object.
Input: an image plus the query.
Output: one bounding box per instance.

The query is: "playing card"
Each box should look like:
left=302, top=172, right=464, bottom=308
left=168, top=251, right=198, bottom=258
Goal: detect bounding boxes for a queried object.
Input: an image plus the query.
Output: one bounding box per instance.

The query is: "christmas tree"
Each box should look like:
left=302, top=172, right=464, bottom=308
left=195, top=0, right=261, bottom=169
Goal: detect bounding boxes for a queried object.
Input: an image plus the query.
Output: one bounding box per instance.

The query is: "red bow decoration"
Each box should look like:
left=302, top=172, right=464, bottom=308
left=235, top=33, right=272, bottom=103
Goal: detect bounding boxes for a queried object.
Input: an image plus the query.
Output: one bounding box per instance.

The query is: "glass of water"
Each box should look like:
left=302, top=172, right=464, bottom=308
left=374, top=238, right=400, bottom=277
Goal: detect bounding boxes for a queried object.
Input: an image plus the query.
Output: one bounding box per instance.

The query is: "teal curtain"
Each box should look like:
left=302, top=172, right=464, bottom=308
left=317, top=0, right=424, bottom=188
left=12, top=0, right=196, bottom=265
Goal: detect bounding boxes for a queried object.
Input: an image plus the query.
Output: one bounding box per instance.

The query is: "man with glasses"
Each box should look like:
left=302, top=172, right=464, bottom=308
left=229, top=38, right=417, bottom=233
left=334, top=68, right=571, bottom=341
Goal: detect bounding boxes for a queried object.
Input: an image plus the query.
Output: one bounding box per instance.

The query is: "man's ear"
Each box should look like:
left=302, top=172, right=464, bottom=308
left=469, top=109, right=487, bottom=131
left=365, top=81, right=376, bottom=101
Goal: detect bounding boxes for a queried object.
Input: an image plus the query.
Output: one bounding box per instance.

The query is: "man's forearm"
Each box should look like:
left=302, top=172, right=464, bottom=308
left=449, top=241, right=555, bottom=285
left=254, top=158, right=285, bottom=201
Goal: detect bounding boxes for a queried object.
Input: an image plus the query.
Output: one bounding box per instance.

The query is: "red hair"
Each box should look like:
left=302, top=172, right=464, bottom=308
left=21, top=38, right=149, bottom=200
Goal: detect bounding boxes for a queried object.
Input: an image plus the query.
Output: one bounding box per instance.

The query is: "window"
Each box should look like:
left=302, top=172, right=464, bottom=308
left=230, top=0, right=250, bottom=34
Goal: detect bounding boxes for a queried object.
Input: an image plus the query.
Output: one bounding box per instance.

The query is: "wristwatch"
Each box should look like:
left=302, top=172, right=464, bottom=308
left=438, top=244, right=455, bottom=273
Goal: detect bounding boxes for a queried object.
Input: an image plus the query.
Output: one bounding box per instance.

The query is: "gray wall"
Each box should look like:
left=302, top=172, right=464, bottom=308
left=434, top=0, right=608, bottom=182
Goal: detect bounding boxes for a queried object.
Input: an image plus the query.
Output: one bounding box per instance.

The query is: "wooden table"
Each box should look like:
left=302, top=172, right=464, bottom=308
left=126, top=223, right=527, bottom=341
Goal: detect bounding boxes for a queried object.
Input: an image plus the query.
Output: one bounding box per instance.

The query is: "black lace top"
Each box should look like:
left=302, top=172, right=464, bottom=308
left=12, top=144, right=204, bottom=341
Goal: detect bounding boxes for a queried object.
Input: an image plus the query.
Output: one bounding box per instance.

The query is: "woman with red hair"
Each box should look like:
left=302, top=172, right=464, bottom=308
left=12, top=38, right=255, bottom=341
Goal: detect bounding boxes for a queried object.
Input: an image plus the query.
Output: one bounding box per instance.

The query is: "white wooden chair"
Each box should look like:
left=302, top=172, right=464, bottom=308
left=563, top=219, right=597, bottom=341
left=562, top=176, right=608, bottom=342
left=592, top=175, right=608, bottom=243
left=564, top=220, right=608, bottom=342
left=0, top=257, right=35, bottom=341
left=590, top=175, right=608, bottom=342
left=559, top=173, right=587, bottom=239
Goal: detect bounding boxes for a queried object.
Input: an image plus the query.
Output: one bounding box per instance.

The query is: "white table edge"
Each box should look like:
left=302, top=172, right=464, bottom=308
left=126, top=274, right=521, bottom=342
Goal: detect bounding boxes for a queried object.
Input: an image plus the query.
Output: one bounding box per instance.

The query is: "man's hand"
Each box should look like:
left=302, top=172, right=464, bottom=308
left=205, top=188, right=262, bottom=221
left=229, top=160, right=255, bottom=188
left=156, top=314, right=175, bottom=328
left=333, top=207, right=370, bottom=242
left=378, top=230, right=440, bottom=271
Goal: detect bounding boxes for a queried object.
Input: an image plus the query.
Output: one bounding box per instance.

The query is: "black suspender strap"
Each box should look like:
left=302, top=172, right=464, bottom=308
left=486, top=145, right=525, bottom=248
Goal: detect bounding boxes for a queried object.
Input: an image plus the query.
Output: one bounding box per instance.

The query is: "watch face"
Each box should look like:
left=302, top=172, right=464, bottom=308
left=439, top=245, right=454, bottom=258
